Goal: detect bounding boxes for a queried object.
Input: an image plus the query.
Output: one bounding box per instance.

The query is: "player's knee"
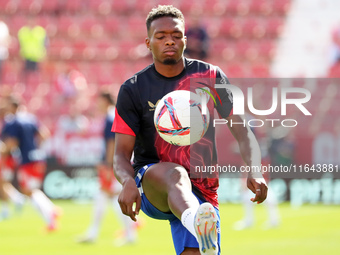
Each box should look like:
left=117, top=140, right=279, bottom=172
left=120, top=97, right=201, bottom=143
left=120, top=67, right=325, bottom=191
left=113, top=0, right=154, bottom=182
left=167, top=166, right=190, bottom=185
left=20, top=187, right=32, bottom=197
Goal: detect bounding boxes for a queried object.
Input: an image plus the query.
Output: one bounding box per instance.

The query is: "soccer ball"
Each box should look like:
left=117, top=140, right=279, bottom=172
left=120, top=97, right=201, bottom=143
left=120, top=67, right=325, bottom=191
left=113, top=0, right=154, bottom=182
left=153, top=90, right=209, bottom=146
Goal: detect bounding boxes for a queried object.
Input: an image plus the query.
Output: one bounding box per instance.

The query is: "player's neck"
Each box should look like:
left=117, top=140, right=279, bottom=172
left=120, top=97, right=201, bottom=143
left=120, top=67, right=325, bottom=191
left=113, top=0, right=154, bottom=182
left=154, top=58, right=185, bottom=78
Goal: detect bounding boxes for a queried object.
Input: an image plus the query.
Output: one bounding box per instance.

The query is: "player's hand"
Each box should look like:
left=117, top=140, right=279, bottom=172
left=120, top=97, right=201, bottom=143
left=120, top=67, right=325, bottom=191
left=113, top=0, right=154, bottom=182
left=118, top=177, right=141, bottom=222
left=247, top=176, right=268, bottom=204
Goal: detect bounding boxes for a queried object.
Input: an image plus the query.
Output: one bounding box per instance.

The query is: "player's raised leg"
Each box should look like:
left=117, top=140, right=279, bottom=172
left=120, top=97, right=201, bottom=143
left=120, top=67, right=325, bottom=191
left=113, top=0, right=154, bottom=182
left=141, top=162, right=218, bottom=255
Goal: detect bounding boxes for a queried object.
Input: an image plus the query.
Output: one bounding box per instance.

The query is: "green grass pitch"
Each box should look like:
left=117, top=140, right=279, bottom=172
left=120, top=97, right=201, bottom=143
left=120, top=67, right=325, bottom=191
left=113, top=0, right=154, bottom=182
left=1, top=201, right=340, bottom=255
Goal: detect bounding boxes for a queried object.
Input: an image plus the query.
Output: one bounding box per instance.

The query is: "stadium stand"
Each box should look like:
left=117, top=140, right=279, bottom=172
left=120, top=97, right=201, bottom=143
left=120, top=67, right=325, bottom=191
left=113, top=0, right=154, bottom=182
left=6, top=0, right=337, bottom=138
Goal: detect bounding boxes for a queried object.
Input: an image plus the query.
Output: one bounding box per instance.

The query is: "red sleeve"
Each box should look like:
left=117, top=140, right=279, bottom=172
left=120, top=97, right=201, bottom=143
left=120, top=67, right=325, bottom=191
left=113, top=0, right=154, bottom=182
left=111, top=108, right=136, bottom=136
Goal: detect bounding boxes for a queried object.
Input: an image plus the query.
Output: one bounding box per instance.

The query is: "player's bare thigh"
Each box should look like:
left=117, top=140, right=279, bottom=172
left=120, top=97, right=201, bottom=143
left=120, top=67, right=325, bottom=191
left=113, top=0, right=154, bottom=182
left=181, top=247, right=200, bottom=254
left=142, top=162, right=192, bottom=214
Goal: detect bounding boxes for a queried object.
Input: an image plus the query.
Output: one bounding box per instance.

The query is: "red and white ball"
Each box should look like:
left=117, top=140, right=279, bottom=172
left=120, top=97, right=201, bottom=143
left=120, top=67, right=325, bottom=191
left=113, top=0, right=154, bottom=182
left=153, top=90, right=209, bottom=146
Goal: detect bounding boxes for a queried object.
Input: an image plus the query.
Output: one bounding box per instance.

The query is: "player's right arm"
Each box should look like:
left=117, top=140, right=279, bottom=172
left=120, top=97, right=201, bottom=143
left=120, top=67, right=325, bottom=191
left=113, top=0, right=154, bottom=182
left=114, top=133, right=140, bottom=222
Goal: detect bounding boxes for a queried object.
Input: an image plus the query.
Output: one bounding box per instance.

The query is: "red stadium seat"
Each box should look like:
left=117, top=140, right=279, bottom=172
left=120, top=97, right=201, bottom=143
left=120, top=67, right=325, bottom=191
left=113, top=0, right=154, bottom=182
left=234, top=40, right=257, bottom=61
left=37, top=15, right=51, bottom=28
left=85, top=62, right=98, bottom=78
left=265, top=17, right=284, bottom=38
left=249, top=0, right=272, bottom=16
left=111, top=0, right=131, bottom=14
left=1, top=61, right=19, bottom=85
left=203, top=17, right=220, bottom=38
left=48, top=39, right=73, bottom=60
left=8, top=36, right=19, bottom=58
left=111, top=62, right=130, bottom=84
left=64, top=0, right=83, bottom=13
left=37, top=15, right=57, bottom=37
left=0, top=0, right=10, bottom=14
left=250, top=62, right=270, bottom=78
left=241, top=17, right=265, bottom=39
left=25, top=72, right=42, bottom=87
left=178, top=0, right=196, bottom=14
left=225, top=0, right=249, bottom=16
left=200, top=0, right=219, bottom=15
left=92, top=64, right=113, bottom=85
left=79, top=16, right=104, bottom=38
left=219, top=17, right=242, bottom=39
left=210, top=1, right=227, bottom=16
left=40, top=0, right=58, bottom=13
left=258, top=39, right=276, bottom=60
left=210, top=39, right=230, bottom=60
left=118, top=40, right=138, bottom=60
left=134, top=0, right=156, bottom=14
left=272, top=0, right=291, bottom=16
left=127, top=16, right=147, bottom=39
left=57, top=15, right=80, bottom=37
left=104, top=16, right=120, bottom=34
left=1, top=0, right=19, bottom=14
left=9, top=14, right=26, bottom=34
left=96, top=40, right=119, bottom=60
left=17, top=0, right=36, bottom=13
left=72, top=40, right=89, bottom=60
left=225, top=63, right=246, bottom=78
left=88, top=0, right=111, bottom=15
left=328, top=63, right=340, bottom=78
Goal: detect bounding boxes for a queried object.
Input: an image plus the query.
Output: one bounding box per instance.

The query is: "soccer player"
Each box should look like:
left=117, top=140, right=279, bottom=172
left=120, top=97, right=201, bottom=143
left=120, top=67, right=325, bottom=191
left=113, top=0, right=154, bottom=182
left=112, top=5, right=267, bottom=255
left=0, top=103, right=25, bottom=219
left=0, top=97, right=59, bottom=231
left=78, top=91, right=137, bottom=244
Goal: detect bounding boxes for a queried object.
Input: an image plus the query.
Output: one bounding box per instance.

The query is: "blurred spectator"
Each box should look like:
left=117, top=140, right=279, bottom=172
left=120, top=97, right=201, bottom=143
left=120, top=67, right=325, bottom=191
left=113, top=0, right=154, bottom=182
left=56, top=65, right=88, bottom=100
left=185, top=16, right=209, bottom=60
left=0, top=20, right=10, bottom=84
left=328, top=25, right=340, bottom=77
left=56, top=101, right=89, bottom=134
left=329, top=25, right=340, bottom=66
left=17, top=16, right=48, bottom=84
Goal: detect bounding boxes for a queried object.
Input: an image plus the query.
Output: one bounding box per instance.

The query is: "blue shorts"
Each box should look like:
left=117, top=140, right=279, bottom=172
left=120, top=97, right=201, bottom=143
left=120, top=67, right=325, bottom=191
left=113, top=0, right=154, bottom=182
left=135, top=164, right=221, bottom=255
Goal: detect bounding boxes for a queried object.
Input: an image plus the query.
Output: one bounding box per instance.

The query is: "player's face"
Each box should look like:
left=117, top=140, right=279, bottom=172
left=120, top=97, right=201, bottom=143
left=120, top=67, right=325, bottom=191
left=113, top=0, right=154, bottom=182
left=146, top=17, right=187, bottom=65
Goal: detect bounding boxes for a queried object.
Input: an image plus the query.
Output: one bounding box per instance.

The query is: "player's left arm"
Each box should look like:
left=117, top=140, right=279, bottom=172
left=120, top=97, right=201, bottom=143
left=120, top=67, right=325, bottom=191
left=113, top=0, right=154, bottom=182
left=226, top=114, right=268, bottom=204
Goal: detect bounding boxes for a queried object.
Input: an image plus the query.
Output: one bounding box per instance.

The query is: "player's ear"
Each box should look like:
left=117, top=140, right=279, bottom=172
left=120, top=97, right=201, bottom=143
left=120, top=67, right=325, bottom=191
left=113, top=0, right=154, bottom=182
left=145, top=37, right=151, bottom=51
left=183, top=36, right=187, bottom=50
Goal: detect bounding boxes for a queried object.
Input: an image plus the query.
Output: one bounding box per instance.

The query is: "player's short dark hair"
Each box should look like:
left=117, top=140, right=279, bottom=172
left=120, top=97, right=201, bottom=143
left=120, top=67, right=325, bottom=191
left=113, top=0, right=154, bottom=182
left=99, top=91, right=115, bottom=105
left=146, top=5, right=184, bottom=35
